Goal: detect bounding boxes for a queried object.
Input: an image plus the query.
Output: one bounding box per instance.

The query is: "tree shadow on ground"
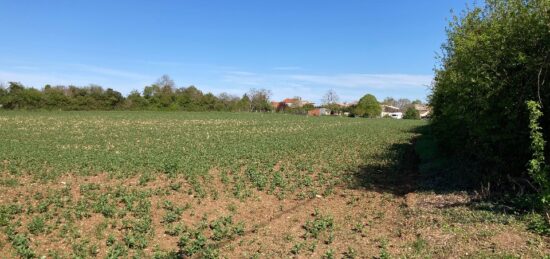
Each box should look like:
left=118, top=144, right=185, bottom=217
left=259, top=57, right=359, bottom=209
left=348, top=124, right=550, bottom=235
left=348, top=124, right=480, bottom=197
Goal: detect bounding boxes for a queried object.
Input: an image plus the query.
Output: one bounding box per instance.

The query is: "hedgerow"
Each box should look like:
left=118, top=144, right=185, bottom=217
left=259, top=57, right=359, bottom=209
left=431, top=0, right=550, bottom=208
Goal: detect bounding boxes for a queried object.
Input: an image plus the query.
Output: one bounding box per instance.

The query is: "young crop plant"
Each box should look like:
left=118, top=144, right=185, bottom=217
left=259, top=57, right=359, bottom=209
left=27, top=216, right=46, bottom=235
left=304, top=209, right=335, bottom=240
left=9, top=233, right=35, bottom=259
left=209, top=215, right=245, bottom=241
left=322, top=248, right=335, bottom=259
left=343, top=246, right=358, bottom=259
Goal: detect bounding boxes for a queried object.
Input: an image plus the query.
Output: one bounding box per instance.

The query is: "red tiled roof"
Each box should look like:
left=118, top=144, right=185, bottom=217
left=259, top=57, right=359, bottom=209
left=283, top=98, right=299, bottom=103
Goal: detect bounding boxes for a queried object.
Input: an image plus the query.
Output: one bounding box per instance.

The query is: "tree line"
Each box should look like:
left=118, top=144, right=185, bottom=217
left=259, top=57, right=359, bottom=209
left=0, top=75, right=423, bottom=119
left=0, top=75, right=273, bottom=112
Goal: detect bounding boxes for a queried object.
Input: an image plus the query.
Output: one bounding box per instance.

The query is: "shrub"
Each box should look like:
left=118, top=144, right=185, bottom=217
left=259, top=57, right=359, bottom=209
left=526, top=101, right=550, bottom=222
left=403, top=107, right=420, bottom=120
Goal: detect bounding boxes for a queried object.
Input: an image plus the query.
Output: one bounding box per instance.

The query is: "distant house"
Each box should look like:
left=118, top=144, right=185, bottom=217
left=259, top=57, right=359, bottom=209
left=308, top=108, right=331, bottom=116
left=271, top=101, right=286, bottom=111
left=338, top=101, right=357, bottom=108
left=282, top=97, right=312, bottom=108
left=414, top=104, right=431, bottom=118
left=380, top=105, right=403, bottom=119
left=283, top=98, right=299, bottom=108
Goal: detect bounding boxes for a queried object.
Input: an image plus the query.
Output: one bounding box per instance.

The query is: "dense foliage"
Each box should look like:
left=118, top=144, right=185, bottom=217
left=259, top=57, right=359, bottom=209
left=0, top=78, right=270, bottom=112
left=431, top=0, right=550, bottom=186
left=354, top=94, right=381, bottom=118
left=526, top=101, right=550, bottom=220
left=403, top=107, right=420, bottom=120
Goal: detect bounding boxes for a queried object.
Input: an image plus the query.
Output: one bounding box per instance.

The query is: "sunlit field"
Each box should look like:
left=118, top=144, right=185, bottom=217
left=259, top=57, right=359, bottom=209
left=1, top=112, right=547, bottom=258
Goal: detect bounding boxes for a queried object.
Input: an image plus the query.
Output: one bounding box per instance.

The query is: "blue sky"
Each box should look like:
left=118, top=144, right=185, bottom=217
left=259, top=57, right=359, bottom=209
left=0, top=1, right=475, bottom=103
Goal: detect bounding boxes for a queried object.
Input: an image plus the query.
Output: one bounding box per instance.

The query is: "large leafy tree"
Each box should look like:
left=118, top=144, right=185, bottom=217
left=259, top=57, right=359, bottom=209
left=354, top=94, right=381, bottom=118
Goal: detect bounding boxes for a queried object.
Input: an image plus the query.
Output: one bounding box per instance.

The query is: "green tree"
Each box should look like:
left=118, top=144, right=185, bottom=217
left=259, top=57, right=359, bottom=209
left=124, top=90, right=147, bottom=109
left=248, top=88, right=272, bottom=112
left=354, top=94, right=381, bottom=118
left=0, top=84, right=7, bottom=107
left=402, top=107, right=420, bottom=119
left=238, top=94, right=251, bottom=112
left=43, top=85, right=70, bottom=109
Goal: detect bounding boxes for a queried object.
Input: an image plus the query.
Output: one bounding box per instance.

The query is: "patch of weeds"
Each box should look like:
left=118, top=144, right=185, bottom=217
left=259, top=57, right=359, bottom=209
left=161, top=200, right=186, bottom=224
left=220, top=170, right=230, bottom=185
left=72, top=239, right=92, bottom=258
left=123, top=232, right=149, bottom=249
left=524, top=212, right=550, bottom=235
left=177, top=230, right=209, bottom=257
left=352, top=222, right=366, bottom=236
left=152, top=246, right=180, bottom=259
left=93, top=194, right=117, bottom=218
left=343, top=246, right=357, bottom=259
left=304, top=209, right=334, bottom=239
left=139, top=172, right=154, bottom=185
left=0, top=178, right=18, bottom=187
left=169, top=181, right=182, bottom=192
left=163, top=210, right=182, bottom=224
left=323, top=248, right=335, bottom=259
left=106, top=243, right=128, bottom=259
left=290, top=242, right=304, bottom=255
left=323, top=186, right=334, bottom=197
left=80, top=183, right=101, bottom=194
left=326, top=231, right=335, bottom=244
left=379, top=239, right=390, bottom=259
left=227, top=203, right=237, bottom=213
left=246, top=168, right=268, bottom=190
left=89, top=243, right=99, bottom=257
left=210, top=215, right=245, bottom=241
left=165, top=223, right=187, bottom=236
left=0, top=204, right=23, bottom=227
left=94, top=220, right=109, bottom=239
left=271, top=172, right=286, bottom=190
left=283, top=232, right=294, bottom=242
left=106, top=234, right=117, bottom=246
left=411, top=237, right=428, bottom=253
left=28, top=216, right=46, bottom=235
left=307, top=241, right=317, bottom=253
left=163, top=162, right=179, bottom=177
left=74, top=200, right=91, bottom=219
left=5, top=226, right=35, bottom=259
left=232, top=179, right=251, bottom=200
left=11, top=234, right=36, bottom=259
left=47, top=250, right=63, bottom=259
left=347, top=196, right=360, bottom=206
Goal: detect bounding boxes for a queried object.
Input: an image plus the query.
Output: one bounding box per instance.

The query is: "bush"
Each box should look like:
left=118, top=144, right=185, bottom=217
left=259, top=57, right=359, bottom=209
left=403, top=107, right=420, bottom=120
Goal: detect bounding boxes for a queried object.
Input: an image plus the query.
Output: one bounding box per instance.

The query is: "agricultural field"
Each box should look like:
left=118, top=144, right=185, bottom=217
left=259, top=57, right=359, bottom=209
left=0, top=111, right=548, bottom=258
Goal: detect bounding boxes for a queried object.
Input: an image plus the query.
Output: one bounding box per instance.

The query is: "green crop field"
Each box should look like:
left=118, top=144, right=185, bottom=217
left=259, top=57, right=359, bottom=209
left=0, top=111, right=423, bottom=193
left=0, top=112, right=547, bottom=258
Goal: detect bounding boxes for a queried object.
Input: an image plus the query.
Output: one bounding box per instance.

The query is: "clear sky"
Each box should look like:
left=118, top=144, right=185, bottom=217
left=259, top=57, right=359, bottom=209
left=0, top=1, right=475, bottom=103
